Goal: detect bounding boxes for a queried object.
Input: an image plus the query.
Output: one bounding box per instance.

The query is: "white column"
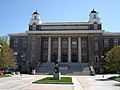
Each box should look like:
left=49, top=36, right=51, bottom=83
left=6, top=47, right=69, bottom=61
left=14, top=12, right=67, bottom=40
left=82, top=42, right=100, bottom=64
left=68, top=37, right=71, bottom=62
left=48, top=37, right=51, bottom=62
left=78, top=37, right=81, bottom=62
left=58, top=37, right=61, bottom=62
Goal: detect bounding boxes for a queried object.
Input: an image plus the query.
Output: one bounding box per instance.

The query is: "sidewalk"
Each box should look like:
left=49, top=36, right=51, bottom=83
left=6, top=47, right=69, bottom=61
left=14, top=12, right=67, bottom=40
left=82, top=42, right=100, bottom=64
left=72, top=76, right=83, bottom=90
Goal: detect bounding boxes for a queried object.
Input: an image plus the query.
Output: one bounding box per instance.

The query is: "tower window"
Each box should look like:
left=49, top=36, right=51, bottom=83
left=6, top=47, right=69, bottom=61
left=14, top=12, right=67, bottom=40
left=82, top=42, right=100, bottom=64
left=32, top=22, right=37, bottom=30
left=94, top=22, right=98, bottom=30
left=93, top=14, right=96, bottom=19
left=34, top=16, right=37, bottom=20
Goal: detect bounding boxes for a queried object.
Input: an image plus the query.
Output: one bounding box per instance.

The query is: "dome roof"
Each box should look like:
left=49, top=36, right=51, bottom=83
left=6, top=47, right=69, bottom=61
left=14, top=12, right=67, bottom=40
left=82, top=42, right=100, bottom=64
left=91, top=9, right=97, bottom=13
left=33, top=10, right=39, bottom=14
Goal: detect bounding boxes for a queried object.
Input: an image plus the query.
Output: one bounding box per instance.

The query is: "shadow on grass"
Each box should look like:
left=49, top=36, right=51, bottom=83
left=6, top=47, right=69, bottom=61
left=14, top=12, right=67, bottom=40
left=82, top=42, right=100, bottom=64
left=96, top=79, right=109, bottom=81
left=114, top=83, right=120, bottom=86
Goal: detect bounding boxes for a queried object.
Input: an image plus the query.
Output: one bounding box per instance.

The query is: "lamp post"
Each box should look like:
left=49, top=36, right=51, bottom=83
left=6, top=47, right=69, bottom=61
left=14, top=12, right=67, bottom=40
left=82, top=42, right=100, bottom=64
left=20, top=55, right=24, bottom=75
left=101, top=55, right=104, bottom=65
left=101, top=55, right=104, bottom=74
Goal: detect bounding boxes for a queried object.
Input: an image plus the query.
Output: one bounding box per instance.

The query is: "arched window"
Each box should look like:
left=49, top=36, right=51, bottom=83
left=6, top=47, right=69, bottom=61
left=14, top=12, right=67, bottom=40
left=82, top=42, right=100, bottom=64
left=34, top=16, right=37, bottom=20
left=32, top=22, right=36, bottom=30
left=95, top=56, right=99, bottom=63
left=93, top=14, right=96, bottom=19
left=94, top=21, right=98, bottom=30
left=95, top=42, right=98, bottom=50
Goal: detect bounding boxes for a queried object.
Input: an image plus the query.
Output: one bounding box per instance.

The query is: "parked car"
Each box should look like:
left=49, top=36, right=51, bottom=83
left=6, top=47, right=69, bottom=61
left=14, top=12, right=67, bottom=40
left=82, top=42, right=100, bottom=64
left=4, top=69, right=14, bottom=74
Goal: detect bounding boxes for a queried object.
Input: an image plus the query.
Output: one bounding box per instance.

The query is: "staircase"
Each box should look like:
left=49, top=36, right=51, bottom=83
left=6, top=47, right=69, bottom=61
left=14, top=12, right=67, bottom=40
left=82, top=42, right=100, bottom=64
left=36, top=62, right=54, bottom=74
left=36, top=62, right=91, bottom=75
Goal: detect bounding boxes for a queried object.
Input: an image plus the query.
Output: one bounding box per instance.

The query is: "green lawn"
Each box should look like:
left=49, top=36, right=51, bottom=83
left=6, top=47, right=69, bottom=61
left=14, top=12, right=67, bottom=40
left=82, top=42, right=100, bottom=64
left=0, top=74, right=11, bottom=78
left=108, top=76, right=120, bottom=82
left=115, top=76, right=120, bottom=81
left=34, top=77, right=73, bottom=84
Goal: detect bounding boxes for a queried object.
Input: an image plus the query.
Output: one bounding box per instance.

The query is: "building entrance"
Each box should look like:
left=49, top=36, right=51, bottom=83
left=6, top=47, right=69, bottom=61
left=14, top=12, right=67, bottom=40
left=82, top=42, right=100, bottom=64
left=61, top=52, right=68, bottom=62
left=51, top=51, right=58, bottom=62
left=71, top=52, right=78, bottom=62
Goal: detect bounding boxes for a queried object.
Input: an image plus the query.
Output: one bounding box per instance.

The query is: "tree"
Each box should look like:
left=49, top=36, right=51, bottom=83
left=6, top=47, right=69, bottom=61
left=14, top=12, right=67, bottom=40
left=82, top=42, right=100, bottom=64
left=105, top=45, right=120, bottom=73
left=0, top=38, right=17, bottom=70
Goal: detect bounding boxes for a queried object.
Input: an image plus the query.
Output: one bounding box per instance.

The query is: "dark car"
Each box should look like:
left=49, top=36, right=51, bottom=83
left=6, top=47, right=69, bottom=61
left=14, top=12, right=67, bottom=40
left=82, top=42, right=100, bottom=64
left=4, top=69, right=13, bottom=74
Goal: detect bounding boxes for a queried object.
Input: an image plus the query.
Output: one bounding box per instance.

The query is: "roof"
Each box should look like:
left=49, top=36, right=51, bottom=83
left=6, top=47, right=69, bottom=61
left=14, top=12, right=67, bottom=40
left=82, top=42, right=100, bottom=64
left=91, top=9, right=97, bottom=13
left=41, top=22, right=93, bottom=26
left=33, top=10, right=39, bottom=14
left=103, top=32, right=120, bottom=36
left=8, top=33, right=28, bottom=36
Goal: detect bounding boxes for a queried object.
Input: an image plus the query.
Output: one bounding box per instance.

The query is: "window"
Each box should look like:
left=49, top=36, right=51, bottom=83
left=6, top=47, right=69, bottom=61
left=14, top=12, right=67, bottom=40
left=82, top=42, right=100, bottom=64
left=93, top=14, right=96, bottom=19
left=32, top=25, right=36, bottom=30
left=72, top=41, right=77, bottom=48
left=82, top=50, right=86, bottom=56
left=32, top=43, right=35, bottom=50
left=82, top=50, right=87, bottom=62
left=32, top=22, right=36, bottom=30
left=31, top=55, right=35, bottom=61
left=94, top=24, right=98, bottom=30
left=93, top=21, right=98, bottom=30
left=104, top=38, right=109, bottom=47
left=95, top=42, right=98, bottom=50
left=23, top=40, right=27, bottom=47
left=34, top=16, right=37, bottom=20
left=43, top=43, right=48, bottom=48
left=14, top=40, right=19, bottom=47
left=95, top=56, right=99, bottom=63
left=114, top=38, right=119, bottom=46
left=21, top=54, right=26, bottom=61
left=62, top=40, right=67, bottom=48
left=53, top=39, right=58, bottom=48
left=81, top=39, right=86, bottom=47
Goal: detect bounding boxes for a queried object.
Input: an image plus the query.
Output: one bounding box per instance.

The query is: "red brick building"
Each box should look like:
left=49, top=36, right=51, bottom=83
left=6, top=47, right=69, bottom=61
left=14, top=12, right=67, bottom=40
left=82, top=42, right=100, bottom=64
left=9, top=9, right=120, bottom=74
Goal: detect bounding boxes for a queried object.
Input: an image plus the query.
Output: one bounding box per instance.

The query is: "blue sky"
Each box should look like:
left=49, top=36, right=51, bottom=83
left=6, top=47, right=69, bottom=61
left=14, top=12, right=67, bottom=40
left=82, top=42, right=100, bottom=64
left=0, top=0, right=120, bottom=36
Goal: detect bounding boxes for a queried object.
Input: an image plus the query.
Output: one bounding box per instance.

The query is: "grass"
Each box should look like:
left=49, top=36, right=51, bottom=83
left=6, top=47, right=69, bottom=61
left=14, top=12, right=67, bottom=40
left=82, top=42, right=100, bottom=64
left=115, top=76, right=120, bottom=81
left=0, top=74, right=11, bottom=78
left=108, top=76, right=120, bottom=82
left=34, top=77, right=73, bottom=84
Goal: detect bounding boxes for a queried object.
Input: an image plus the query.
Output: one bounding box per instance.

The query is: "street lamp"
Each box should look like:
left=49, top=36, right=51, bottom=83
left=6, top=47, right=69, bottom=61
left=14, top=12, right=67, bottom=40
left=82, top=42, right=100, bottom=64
left=20, top=55, right=24, bottom=74
left=101, top=55, right=105, bottom=74
left=101, top=55, right=104, bottom=63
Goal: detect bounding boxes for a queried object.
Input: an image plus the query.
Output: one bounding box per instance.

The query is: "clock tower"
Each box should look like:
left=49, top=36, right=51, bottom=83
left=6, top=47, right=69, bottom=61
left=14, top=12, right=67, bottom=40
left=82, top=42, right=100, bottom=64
left=28, top=10, right=42, bottom=31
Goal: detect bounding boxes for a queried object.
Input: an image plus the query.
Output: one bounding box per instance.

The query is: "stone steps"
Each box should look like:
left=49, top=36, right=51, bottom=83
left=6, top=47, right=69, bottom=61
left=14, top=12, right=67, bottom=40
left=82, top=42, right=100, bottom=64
left=36, top=62, right=90, bottom=75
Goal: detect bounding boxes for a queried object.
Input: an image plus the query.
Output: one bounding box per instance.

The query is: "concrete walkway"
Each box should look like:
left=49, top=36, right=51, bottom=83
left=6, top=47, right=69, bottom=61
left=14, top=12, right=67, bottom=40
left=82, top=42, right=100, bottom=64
left=0, top=74, right=120, bottom=90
